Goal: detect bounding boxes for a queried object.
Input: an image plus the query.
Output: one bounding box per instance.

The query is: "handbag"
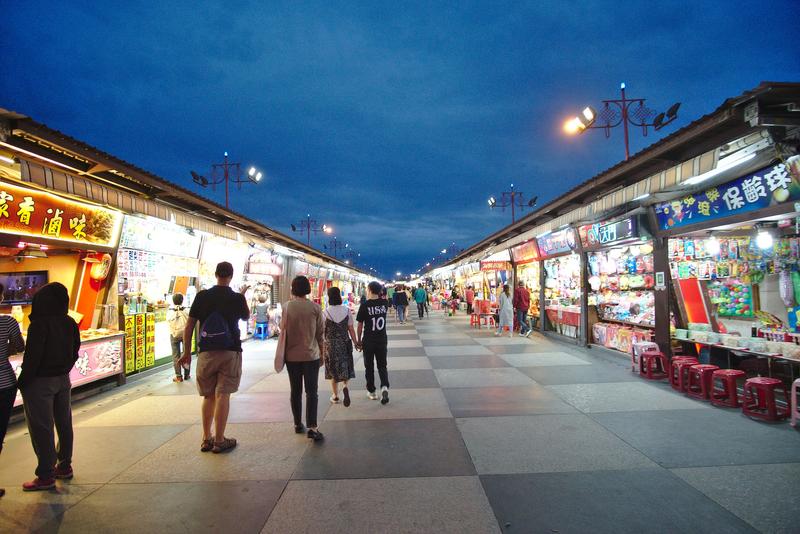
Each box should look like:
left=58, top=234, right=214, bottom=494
left=274, top=328, right=287, bottom=373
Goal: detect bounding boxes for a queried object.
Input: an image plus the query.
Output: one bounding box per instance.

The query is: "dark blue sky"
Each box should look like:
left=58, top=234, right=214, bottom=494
left=2, top=1, right=799, bottom=279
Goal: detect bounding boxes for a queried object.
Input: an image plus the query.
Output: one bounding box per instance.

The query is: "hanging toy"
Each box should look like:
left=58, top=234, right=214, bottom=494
left=779, top=270, right=796, bottom=307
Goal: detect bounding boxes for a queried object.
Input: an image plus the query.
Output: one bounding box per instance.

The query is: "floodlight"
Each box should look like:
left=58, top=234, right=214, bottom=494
left=190, top=171, right=208, bottom=187
left=528, top=196, right=538, bottom=208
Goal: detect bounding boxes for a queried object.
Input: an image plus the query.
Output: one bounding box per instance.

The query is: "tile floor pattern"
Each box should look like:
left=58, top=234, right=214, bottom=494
left=1, top=309, right=799, bottom=533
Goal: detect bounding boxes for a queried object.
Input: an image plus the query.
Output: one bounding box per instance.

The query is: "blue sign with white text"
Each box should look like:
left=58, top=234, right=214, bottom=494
left=654, top=162, right=800, bottom=230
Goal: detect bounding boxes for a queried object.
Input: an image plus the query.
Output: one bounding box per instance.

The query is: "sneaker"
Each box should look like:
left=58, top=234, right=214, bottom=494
left=22, top=478, right=55, bottom=492
left=184, top=374, right=191, bottom=380
left=307, top=429, right=325, bottom=442
left=494, top=331, right=500, bottom=337
left=367, top=391, right=378, bottom=400
left=518, top=332, right=526, bottom=337
left=525, top=330, right=533, bottom=338
left=294, top=424, right=306, bottom=434
left=54, top=465, right=73, bottom=480
left=172, top=376, right=183, bottom=383
left=381, top=386, right=390, bottom=405
left=342, top=387, right=351, bottom=407
left=330, top=395, right=340, bottom=404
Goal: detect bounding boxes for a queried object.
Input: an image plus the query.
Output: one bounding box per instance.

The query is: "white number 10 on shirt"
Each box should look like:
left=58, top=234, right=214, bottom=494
left=371, top=317, right=385, bottom=331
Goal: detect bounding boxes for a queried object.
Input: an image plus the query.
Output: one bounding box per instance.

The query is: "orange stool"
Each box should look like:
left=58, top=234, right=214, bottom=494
left=710, top=369, right=746, bottom=408
left=639, top=350, right=668, bottom=380
left=743, top=377, right=790, bottom=421
left=686, top=364, right=719, bottom=400
left=670, top=358, right=699, bottom=391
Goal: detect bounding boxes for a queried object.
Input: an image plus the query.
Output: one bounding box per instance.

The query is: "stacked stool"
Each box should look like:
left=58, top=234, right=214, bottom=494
left=631, top=342, right=659, bottom=373
left=639, top=349, right=668, bottom=380
left=710, top=369, right=746, bottom=408
left=686, top=364, right=719, bottom=400
left=670, top=357, right=699, bottom=391
left=743, top=377, right=790, bottom=421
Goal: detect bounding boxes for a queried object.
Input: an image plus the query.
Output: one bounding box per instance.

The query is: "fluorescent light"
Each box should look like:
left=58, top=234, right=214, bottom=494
left=0, top=155, right=14, bottom=165
left=633, top=193, right=650, bottom=201
left=683, top=152, right=756, bottom=186
left=706, top=236, right=721, bottom=255
left=559, top=224, right=569, bottom=229
left=756, top=230, right=773, bottom=249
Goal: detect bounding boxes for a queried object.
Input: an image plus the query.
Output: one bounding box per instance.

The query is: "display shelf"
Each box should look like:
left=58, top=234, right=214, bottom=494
left=671, top=337, right=800, bottom=363
left=598, top=317, right=654, bottom=329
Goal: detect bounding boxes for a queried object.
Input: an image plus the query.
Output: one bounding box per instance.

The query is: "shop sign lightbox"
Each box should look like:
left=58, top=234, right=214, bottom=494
left=480, top=260, right=511, bottom=271
left=536, top=228, right=577, bottom=258
left=578, top=217, right=638, bottom=248
left=511, top=240, right=540, bottom=264
left=655, top=160, right=800, bottom=230
left=119, top=215, right=202, bottom=258
left=0, top=180, right=122, bottom=247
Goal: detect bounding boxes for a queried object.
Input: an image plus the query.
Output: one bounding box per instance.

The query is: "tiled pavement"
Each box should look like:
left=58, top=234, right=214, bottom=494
left=1, top=310, right=799, bottom=533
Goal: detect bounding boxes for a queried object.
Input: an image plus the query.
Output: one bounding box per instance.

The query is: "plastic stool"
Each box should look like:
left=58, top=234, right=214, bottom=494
left=670, top=357, right=699, bottom=391
left=791, top=378, right=800, bottom=427
left=639, top=350, right=668, bottom=380
left=481, top=314, right=496, bottom=328
left=254, top=322, right=269, bottom=340
left=470, top=314, right=480, bottom=328
left=631, top=342, right=659, bottom=373
left=710, top=369, right=746, bottom=408
left=686, top=364, right=719, bottom=400
left=743, top=377, right=790, bottom=421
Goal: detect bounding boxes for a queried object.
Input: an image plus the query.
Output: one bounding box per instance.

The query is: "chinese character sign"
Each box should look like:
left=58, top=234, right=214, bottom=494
left=0, top=180, right=122, bottom=245
left=654, top=162, right=800, bottom=230
left=578, top=217, right=638, bottom=248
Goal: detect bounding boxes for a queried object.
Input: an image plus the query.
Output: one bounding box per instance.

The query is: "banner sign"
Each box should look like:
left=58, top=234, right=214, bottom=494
left=654, top=161, right=800, bottom=230
left=0, top=180, right=122, bottom=246
left=511, top=240, right=540, bottom=264
left=536, top=228, right=578, bottom=258
left=480, top=261, right=511, bottom=271
left=578, top=217, right=638, bottom=248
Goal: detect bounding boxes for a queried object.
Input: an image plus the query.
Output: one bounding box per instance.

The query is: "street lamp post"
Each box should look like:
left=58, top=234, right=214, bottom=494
left=488, top=184, right=537, bottom=223
left=563, top=83, right=681, bottom=160
left=291, top=215, right=332, bottom=246
left=324, top=237, right=348, bottom=258
left=190, top=151, right=262, bottom=210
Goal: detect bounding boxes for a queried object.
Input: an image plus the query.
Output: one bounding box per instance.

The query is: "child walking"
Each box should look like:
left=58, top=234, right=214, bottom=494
left=356, top=281, right=390, bottom=404
left=167, top=293, right=190, bottom=382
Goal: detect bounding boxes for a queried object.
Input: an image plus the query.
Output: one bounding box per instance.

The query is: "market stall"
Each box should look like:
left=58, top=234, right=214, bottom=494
left=579, top=215, right=656, bottom=354
left=538, top=228, right=582, bottom=339
left=116, top=214, right=202, bottom=373
left=656, top=157, right=800, bottom=385
left=0, top=178, right=126, bottom=405
left=243, top=249, right=284, bottom=334
left=511, top=240, right=541, bottom=327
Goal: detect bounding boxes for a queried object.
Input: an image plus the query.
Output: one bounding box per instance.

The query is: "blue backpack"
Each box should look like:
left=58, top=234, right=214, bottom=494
left=199, top=311, right=234, bottom=351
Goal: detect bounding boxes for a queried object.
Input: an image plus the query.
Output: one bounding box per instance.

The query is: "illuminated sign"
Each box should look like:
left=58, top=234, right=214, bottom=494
left=511, top=241, right=540, bottom=264
left=578, top=217, right=638, bottom=248
left=0, top=180, right=122, bottom=247
left=536, top=228, right=577, bottom=258
left=119, top=215, right=202, bottom=257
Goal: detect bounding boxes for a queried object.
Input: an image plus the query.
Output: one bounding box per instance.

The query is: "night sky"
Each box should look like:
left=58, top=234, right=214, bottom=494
left=2, top=1, right=799, bottom=279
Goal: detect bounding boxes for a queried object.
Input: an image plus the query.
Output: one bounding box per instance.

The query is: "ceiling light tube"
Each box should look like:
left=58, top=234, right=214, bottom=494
left=683, top=152, right=756, bottom=186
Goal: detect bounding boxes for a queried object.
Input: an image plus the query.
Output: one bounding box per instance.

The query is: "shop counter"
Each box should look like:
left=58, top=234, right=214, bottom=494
left=9, top=331, right=125, bottom=407
left=545, top=306, right=581, bottom=327
left=672, top=337, right=800, bottom=380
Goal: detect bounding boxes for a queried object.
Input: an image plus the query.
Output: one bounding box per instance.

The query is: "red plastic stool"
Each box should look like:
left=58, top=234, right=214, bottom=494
left=470, top=314, right=480, bottom=328
left=670, top=358, right=699, bottom=391
left=743, top=377, right=790, bottom=421
left=686, top=364, right=719, bottom=400
left=710, top=369, right=746, bottom=408
left=639, top=350, right=668, bottom=380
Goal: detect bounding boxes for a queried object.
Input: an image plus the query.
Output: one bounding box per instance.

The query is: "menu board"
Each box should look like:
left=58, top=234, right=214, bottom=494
left=135, top=313, right=146, bottom=370
left=119, top=215, right=202, bottom=257
left=124, top=314, right=136, bottom=374
left=145, top=312, right=156, bottom=367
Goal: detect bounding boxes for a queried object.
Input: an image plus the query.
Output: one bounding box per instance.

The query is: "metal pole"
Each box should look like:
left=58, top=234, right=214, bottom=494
left=224, top=153, right=230, bottom=209
left=620, top=84, right=630, bottom=160
left=307, top=215, right=311, bottom=246
left=511, top=191, right=516, bottom=223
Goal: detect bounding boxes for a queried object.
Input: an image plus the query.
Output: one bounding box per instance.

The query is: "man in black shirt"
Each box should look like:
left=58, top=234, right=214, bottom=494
left=180, top=262, right=249, bottom=453
left=356, top=281, right=390, bottom=404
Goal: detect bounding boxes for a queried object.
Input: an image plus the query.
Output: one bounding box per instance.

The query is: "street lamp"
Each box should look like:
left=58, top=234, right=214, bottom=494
left=190, top=151, right=263, bottom=209
left=323, top=236, right=347, bottom=258
left=487, top=184, right=536, bottom=223
left=563, top=82, right=681, bottom=160
left=291, top=215, right=333, bottom=246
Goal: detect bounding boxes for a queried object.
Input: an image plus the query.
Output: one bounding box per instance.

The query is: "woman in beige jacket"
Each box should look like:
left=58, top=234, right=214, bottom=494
left=282, top=276, right=324, bottom=441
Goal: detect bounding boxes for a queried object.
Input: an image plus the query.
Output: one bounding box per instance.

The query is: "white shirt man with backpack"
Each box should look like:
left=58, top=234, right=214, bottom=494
left=166, top=293, right=190, bottom=382
left=180, top=261, right=249, bottom=454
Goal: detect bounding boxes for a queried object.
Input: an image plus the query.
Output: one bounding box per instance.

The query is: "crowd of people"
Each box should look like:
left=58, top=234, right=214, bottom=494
left=0, top=263, right=537, bottom=495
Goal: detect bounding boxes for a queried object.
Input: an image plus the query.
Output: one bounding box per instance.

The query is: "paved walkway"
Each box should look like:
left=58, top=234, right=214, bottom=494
left=1, top=309, right=799, bottom=533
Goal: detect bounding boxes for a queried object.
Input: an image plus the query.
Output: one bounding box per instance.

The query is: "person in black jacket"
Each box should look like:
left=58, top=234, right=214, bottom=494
left=18, top=282, right=80, bottom=491
left=393, top=285, right=409, bottom=324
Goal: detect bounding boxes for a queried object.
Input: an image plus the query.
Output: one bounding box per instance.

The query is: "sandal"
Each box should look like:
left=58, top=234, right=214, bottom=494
left=211, top=437, right=237, bottom=454
left=200, top=437, right=214, bottom=452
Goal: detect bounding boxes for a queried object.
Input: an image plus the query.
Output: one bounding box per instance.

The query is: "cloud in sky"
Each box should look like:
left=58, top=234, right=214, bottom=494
left=1, top=0, right=799, bottom=278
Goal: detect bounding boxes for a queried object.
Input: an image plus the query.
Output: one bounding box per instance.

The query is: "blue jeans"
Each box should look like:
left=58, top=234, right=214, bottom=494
left=396, top=305, right=407, bottom=322
left=516, top=310, right=531, bottom=334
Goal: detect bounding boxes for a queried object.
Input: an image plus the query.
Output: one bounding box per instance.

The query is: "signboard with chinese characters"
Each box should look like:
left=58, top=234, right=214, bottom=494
left=134, top=313, right=146, bottom=370
left=578, top=217, right=639, bottom=248
left=0, top=180, right=122, bottom=246
left=145, top=312, right=155, bottom=368
left=654, top=162, right=800, bottom=230
left=480, top=261, right=511, bottom=271
left=511, top=240, right=540, bottom=264
left=536, top=228, right=578, bottom=258
left=124, top=314, right=135, bottom=374
left=119, top=215, right=202, bottom=258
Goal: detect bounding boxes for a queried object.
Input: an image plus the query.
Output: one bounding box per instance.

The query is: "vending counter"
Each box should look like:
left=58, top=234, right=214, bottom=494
left=9, top=330, right=125, bottom=407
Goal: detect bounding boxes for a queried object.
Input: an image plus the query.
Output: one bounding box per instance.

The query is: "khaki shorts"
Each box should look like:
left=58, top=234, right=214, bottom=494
left=196, top=350, right=242, bottom=397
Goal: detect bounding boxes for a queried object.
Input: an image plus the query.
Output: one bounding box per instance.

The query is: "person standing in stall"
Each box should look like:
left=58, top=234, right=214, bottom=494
left=17, top=282, right=80, bottom=491
left=0, top=283, right=26, bottom=497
